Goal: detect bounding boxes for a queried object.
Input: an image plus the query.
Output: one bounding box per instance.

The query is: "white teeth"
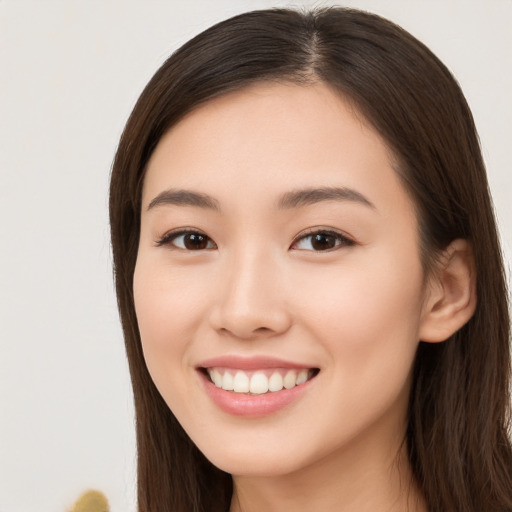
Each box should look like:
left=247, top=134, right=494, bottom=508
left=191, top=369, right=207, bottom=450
left=283, top=370, right=297, bottom=389
left=221, top=371, right=234, bottom=391
left=249, top=372, right=269, bottom=394
left=207, top=368, right=315, bottom=394
left=268, top=372, right=284, bottom=392
left=233, top=371, right=250, bottom=393
left=296, top=369, right=308, bottom=385
left=211, top=369, right=223, bottom=388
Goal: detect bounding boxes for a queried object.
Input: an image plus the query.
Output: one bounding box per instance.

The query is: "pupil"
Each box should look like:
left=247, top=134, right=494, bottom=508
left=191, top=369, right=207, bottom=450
left=185, top=233, right=207, bottom=250
left=312, top=233, right=335, bottom=250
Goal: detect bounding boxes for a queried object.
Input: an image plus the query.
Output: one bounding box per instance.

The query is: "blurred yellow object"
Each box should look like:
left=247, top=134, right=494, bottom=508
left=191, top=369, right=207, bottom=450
left=69, top=490, right=109, bottom=512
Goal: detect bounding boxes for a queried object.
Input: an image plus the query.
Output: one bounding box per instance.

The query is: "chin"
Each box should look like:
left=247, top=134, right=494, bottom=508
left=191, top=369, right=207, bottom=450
left=206, top=449, right=304, bottom=477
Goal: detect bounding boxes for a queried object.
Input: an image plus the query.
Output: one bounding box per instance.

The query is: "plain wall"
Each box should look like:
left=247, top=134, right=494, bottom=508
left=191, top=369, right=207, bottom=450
left=1, top=1, right=511, bottom=511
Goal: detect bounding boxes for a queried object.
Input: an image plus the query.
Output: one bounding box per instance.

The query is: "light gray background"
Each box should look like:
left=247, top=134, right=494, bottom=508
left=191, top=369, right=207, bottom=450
left=1, top=1, right=511, bottom=511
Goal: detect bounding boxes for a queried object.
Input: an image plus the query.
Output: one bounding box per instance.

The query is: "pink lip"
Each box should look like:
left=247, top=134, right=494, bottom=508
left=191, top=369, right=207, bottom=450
left=196, top=356, right=318, bottom=417
left=198, top=355, right=312, bottom=371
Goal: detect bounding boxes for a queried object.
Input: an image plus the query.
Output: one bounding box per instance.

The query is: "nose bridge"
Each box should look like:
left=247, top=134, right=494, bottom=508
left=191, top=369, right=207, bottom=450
left=213, top=242, right=290, bottom=338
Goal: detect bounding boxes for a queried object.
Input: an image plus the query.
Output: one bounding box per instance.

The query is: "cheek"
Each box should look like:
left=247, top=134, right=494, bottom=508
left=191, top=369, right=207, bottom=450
left=288, top=253, right=424, bottom=450
left=295, top=249, right=424, bottom=374
left=132, top=257, right=206, bottom=383
left=134, top=254, right=208, bottom=333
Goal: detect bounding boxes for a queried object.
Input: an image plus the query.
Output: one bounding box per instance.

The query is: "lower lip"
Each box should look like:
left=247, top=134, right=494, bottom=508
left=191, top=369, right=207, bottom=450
left=199, top=371, right=316, bottom=417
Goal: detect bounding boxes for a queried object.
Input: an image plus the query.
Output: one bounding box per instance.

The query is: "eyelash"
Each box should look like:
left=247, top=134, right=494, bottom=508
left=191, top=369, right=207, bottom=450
left=155, top=229, right=216, bottom=250
left=292, top=228, right=355, bottom=252
left=156, top=227, right=355, bottom=253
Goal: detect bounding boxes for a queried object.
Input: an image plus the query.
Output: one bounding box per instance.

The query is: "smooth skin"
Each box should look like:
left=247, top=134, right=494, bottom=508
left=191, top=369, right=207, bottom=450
left=134, top=82, right=476, bottom=512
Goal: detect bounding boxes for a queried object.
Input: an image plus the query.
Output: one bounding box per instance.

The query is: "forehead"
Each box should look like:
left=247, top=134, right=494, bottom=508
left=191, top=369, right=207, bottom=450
left=142, top=81, right=412, bottom=220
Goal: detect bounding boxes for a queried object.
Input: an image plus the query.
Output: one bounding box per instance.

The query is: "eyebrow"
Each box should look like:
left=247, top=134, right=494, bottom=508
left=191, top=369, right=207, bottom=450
left=276, top=186, right=376, bottom=210
left=146, top=186, right=375, bottom=212
left=147, top=189, right=221, bottom=211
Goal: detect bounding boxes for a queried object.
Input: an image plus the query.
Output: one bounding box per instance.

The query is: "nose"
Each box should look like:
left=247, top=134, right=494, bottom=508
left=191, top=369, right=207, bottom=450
left=209, top=247, right=292, bottom=340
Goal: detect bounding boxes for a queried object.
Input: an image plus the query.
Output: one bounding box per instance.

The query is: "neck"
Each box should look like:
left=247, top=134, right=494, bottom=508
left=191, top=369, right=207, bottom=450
left=229, top=425, right=426, bottom=512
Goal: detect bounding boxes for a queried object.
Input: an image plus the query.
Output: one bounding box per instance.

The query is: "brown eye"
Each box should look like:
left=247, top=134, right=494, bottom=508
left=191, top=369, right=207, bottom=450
left=157, top=230, right=216, bottom=250
left=310, top=233, right=337, bottom=250
left=293, top=230, right=354, bottom=251
left=182, top=233, right=210, bottom=250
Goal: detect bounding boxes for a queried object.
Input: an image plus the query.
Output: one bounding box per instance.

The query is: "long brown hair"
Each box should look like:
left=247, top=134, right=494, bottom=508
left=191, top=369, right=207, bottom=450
left=109, top=7, right=512, bottom=511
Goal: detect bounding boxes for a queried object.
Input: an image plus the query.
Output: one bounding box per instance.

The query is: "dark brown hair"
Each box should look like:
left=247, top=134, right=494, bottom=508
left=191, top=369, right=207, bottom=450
left=109, top=7, right=512, bottom=511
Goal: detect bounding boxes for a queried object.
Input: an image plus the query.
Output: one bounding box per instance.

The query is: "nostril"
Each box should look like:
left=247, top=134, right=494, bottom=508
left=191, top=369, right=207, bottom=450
left=254, top=327, right=272, bottom=333
left=218, top=325, right=280, bottom=340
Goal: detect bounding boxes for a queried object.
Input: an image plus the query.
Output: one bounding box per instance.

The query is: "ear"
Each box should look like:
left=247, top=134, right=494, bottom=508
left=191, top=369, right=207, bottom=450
left=419, top=239, right=477, bottom=343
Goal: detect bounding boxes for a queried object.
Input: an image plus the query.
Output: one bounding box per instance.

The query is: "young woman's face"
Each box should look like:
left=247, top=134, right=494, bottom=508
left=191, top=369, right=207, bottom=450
left=134, top=82, right=431, bottom=477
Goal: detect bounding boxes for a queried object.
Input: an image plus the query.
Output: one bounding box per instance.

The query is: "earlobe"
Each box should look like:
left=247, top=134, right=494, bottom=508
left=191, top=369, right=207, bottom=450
left=419, top=239, right=477, bottom=343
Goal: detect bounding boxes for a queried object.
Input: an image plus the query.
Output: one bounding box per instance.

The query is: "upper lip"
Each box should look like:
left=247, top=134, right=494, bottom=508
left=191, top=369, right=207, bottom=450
left=198, top=355, right=317, bottom=371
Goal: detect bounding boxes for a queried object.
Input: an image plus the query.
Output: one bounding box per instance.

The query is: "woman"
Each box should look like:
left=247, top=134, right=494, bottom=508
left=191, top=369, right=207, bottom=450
left=109, top=7, right=512, bottom=511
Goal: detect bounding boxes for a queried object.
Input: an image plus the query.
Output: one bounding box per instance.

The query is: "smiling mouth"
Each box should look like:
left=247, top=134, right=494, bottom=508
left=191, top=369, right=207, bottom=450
left=203, top=367, right=320, bottom=395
